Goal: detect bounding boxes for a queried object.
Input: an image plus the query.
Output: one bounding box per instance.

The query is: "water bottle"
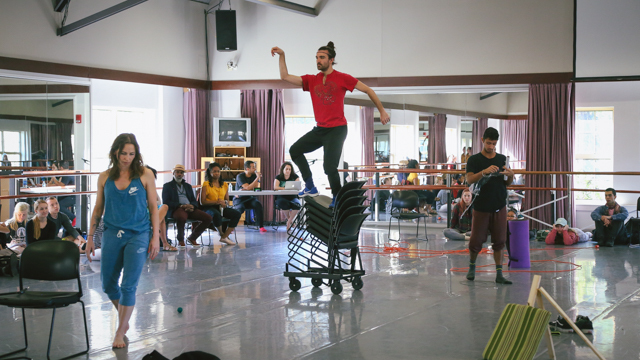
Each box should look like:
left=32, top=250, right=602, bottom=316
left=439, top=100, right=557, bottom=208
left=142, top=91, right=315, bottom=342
left=504, top=156, right=510, bottom=181
left=228, top=182, right=233, bottom=193
left=22, top=178, right=27, bottom=187
left=42, top=180, right=47, bottom=187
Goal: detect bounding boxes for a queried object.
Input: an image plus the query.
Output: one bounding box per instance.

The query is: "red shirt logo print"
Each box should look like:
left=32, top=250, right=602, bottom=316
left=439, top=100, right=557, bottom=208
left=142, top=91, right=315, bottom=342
left=314, top=81, right=337, bottom=105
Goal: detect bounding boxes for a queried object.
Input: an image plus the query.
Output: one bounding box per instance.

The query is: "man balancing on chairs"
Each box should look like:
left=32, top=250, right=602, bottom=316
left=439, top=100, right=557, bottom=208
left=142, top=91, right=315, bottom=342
left=465, top=127, right=515, bottom=284
left=271, top=42, right=390, bottom=208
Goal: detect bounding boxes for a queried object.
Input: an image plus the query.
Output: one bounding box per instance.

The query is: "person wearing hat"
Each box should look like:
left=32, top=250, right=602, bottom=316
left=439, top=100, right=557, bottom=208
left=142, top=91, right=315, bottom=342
left=162, top=164, right=212, bottom=247
left=545, top=218, right=592, bottom=245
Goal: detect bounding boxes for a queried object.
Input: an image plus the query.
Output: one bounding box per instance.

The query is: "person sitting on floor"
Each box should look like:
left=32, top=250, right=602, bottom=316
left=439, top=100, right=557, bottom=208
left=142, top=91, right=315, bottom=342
left=26, top=199, right=58, bottom=245
left=234, top=160, right=267, bottom=233
left=274, top=161, right=302, bottom=229
left=443, top=188, right=473, bottom=241
left=545, top=217, right=592, bottom=245
left=47, top=196, right=86, bottom=252
left=590, top=188, right=629, bottom=247
left=0, top=202, right=30, bottom=254
left=49, top=161, right=77, bottom=224
left=201, top=162, right=241, bottom=245
left=162, top=164, right=212, bottom=247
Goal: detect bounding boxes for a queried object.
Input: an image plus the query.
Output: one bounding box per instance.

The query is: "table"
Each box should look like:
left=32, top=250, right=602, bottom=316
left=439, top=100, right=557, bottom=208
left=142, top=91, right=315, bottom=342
left=20, top=185, right=75, bottom=195
left=229, top=190, right=301, bottom=227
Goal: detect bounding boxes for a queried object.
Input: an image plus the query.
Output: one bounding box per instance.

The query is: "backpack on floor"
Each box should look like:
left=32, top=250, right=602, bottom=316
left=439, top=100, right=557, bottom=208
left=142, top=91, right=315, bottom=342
left=0, top=250, right=18, bottom=277
left=625, top=218, right=640, bottom=245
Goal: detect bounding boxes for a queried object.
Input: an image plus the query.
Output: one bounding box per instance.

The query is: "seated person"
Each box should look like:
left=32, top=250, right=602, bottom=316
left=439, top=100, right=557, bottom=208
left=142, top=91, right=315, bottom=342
left=591, top=188, right=629, bottom=247
left=435, top=180, right=450, bottom=213
left=396, top=159, right=409, bottom=185
left=146, top=166, right=177, bottom=251
left=162, top=164, right=212, bottom=247
left=234, top=161, right=267, bottom=233
left=49, top=161, right=77, bottom=223
left=46, top=196, right=86, bottom=252
left=370, top=177, right=392, bottom=213
left=545, top=217, right=592, bottom=246
left=443, top=189, right=472, bottom=241
left=201, top=162, right=241, bottom=245
left=1, top=153, right=10, bottom=167
left=1, top=202, right=31, bottom=254
left=406, top=159, right=434, bottom=213
left=274, top=162, right=302, bottom=229
left=26, top=199, right=58, bottom=245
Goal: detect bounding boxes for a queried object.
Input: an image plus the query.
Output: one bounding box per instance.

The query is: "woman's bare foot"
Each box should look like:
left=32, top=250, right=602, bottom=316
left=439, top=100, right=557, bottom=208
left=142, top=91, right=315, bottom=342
left=112, top=324, right=129, bottom=348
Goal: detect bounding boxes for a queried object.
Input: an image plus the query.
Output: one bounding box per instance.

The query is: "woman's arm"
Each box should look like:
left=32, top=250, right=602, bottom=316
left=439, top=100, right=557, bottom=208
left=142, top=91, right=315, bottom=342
left=200, top=182, right=217, bottom=206
left=143, top=168, right=159, bottom=260
left=274, top=179, right=285, bottom=190
left=545, top=229, right=558, bottom=245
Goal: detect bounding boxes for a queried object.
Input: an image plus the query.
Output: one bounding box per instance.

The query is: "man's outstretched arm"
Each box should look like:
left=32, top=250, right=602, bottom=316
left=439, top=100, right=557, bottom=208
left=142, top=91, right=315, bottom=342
left=271, top=46, right=303, bottom=87
left=355, top=81, right=390, bottom=125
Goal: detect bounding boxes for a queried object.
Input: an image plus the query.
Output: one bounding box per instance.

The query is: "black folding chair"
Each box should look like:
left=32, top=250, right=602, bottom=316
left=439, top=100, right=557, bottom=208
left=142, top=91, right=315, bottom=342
left=0, top=240, right=89, bottom=360
left=387, top=191, right=429, bottom=241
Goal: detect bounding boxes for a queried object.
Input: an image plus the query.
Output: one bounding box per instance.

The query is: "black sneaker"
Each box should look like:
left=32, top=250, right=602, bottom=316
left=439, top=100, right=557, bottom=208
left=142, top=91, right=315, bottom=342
left=549, top=315, right=574, bottom=333
left=575, top=315, right=594, bottom=334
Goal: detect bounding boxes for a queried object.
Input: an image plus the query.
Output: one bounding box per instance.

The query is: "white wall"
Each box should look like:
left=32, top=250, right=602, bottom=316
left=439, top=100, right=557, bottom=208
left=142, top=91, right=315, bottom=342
left=388, top=109, right=419, bottom=163
left=576, top=0, right=640, bottom=78
left=209, top=0, right=573, bottom=81
left=0, top=0, right=207, bottom=79
left=211, top=90, right=242, bottom=118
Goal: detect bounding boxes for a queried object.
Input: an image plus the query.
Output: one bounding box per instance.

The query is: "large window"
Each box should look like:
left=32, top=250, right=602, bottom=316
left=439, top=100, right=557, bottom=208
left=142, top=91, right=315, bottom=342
left=574, top=108, right=613, bottom=201
left=0, top=130, right=23, bottom=165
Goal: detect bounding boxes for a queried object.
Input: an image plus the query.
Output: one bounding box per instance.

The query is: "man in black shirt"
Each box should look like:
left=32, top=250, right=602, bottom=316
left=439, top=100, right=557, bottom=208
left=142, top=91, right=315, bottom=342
left=465, top=127, right=514, bottom=284
left=234, top=161, right=267, bottom=232
left=50, top=161, right=77, bottom=222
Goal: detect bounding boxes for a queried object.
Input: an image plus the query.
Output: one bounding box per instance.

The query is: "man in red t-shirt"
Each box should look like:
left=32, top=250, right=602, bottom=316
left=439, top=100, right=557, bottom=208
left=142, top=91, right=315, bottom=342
left=271, top=42, right=390, bottom=208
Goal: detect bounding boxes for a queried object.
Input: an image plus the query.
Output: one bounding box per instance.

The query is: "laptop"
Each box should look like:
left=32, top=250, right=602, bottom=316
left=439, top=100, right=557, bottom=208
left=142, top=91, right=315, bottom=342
left=284, top=181, right=302, bottom=190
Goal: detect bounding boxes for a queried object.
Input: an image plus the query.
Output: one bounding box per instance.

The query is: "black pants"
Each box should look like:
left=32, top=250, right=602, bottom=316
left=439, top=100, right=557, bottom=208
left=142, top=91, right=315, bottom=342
left=234, top=198, right=264, bottom=228
left=594, top=220, right=627, bottom=246
left=204, top=206, right=242, bottom=228
left=290, top=125, right=348, bottom=195
left=275, top=196, right=301, bottom=211
left=58, top=196, right=76, bottom=221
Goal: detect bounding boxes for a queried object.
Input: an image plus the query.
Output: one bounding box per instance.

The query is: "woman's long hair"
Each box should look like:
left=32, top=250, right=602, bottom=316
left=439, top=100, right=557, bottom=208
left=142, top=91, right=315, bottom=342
left=8, top=202, right=30, bottom=231
left=278, top=162, right=298, bottom=181
left=458, top=188, right=472, bottom=214
left=108, top=133, right=145, bottom=180
left=205, top=162, right=224, bottom=187
left=32, top=199, right=48, bottom=240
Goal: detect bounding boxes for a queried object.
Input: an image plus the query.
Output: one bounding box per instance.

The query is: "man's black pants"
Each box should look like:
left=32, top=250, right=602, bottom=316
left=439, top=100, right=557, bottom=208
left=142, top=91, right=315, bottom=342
left=594, top=220, right=627, bottom=246
left=290, top=125, right=348, bottom=196
left=234, top=198, right=264, bottom=228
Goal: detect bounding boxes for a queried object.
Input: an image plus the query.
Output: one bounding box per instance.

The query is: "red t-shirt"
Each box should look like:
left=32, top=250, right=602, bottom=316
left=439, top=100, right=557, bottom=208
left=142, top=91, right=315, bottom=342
left=301, top=70, right=358, bottom=128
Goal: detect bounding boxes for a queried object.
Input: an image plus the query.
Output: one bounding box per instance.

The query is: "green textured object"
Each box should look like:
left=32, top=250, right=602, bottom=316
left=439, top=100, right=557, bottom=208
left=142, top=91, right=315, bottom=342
left=483, top=303, right=551, bottom=360
left=177, top=307, right=183, bottom=313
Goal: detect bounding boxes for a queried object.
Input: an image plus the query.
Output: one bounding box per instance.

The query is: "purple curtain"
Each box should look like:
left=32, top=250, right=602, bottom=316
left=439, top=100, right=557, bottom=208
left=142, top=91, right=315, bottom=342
left=472, top=118, right=488, bottom=154
left=30, top=124, right=59, bottom=165
left=524, top=83, right=575, bottom=227
left=428, top=114, right=446, bottom=165
left=183, top=88, right=212, bottom=175
left=360, top=106, right=375, bottom=199
left=360, top=106, right=374, bottom=178
left=501, top=120, right=527, bottom=169
left=241, top=89, right=285, bottom=222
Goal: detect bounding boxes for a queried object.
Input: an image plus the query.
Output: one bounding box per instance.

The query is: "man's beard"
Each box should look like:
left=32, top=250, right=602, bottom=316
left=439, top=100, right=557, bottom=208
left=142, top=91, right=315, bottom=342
left=174, top=176, right=183, bottom=183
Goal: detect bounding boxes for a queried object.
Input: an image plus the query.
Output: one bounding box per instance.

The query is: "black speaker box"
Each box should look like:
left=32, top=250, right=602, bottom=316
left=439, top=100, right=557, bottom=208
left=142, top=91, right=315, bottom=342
left=216, top=10, right=237, bottom=51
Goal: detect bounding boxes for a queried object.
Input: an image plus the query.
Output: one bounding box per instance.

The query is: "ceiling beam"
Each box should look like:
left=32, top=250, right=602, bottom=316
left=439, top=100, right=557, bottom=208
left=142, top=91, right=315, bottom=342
left=57, top=0, right=148, bottom=36
left=244, top=0, right=325, bottom=17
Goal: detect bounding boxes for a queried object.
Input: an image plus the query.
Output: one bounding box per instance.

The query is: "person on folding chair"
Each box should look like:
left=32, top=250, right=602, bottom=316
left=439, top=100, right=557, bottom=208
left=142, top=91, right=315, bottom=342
left=202, top=162, right=241, bottom=245
left=85, top=133, right=160, bottom=349
left=465, top=127, right=514, bottom=284
left=273, top=162, right=302, bottom=230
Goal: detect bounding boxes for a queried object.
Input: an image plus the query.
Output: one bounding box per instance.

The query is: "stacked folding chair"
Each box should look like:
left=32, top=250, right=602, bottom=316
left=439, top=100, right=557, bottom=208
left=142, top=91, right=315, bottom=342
left=284, top=181, right=368, bottom=295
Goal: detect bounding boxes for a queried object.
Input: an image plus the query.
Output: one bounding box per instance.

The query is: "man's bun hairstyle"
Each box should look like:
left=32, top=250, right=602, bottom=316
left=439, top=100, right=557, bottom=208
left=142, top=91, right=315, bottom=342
left=318, top=41, right=337, bottom=65
left=482, top=127, right=500, bottom=141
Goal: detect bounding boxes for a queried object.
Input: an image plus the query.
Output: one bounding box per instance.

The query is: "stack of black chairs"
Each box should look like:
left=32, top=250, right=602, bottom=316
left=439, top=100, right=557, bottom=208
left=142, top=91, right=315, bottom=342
left=284, top=181, right=368, bottom=295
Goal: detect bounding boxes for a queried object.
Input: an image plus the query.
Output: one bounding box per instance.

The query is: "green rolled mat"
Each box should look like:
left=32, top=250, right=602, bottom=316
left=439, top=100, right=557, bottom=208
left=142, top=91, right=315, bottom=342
left=483, top=303, right=551, bottom=360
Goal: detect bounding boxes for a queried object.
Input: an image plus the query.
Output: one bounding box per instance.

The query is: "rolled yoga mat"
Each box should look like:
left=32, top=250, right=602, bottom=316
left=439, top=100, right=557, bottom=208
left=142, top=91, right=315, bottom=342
left=508, top=220, right=530, bottom=268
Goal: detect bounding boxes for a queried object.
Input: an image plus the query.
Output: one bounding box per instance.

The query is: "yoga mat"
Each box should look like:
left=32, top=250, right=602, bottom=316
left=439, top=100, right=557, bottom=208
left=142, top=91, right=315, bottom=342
left=509, top=220, right=530, bottom=268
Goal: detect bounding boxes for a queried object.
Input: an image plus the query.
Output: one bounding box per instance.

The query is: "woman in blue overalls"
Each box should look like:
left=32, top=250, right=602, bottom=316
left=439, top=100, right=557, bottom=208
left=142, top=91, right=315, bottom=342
left=85, top=133, right=160, bottom=349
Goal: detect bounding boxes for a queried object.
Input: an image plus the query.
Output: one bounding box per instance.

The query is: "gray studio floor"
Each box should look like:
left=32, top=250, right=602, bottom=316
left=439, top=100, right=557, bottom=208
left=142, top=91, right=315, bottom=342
left=1, top=219, right=639, bottom=360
